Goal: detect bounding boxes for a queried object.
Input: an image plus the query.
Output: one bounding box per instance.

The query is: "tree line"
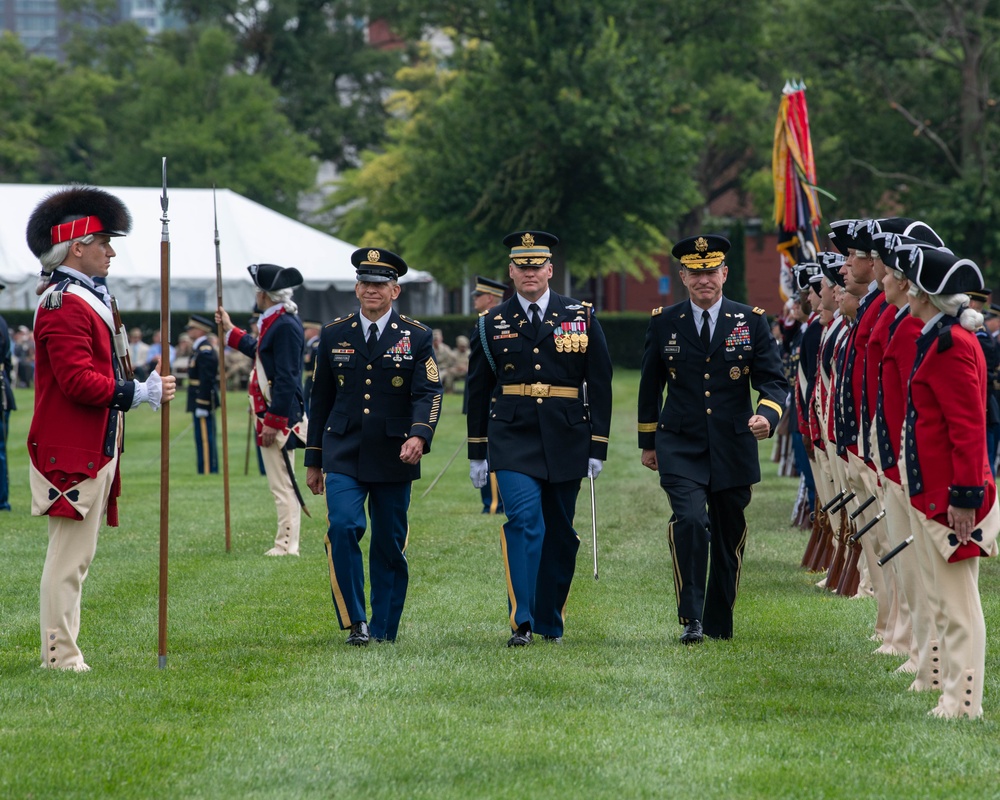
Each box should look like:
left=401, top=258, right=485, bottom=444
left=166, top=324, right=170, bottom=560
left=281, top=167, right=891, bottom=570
left=2, top=0, right=997, bottom=286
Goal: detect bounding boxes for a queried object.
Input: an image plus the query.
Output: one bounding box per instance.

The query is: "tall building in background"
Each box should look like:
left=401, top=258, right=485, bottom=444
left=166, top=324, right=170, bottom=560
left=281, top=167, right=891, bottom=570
left=1, top=0, right=179, bottom=60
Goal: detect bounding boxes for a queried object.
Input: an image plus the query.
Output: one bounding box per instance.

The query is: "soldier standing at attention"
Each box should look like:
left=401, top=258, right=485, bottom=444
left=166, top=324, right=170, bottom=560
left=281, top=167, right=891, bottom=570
left=466, top=231, right=613, bottom=647
left=638, top=234, right=787, bottom=644
left=302, top=320, right=322, bottom=415
left=305, top=248, right=442, bottom=645
left=467, top=275, right=508, bottom=515
left=184, top=314, right=220, bottom=474
left=0, top=281, right=14, bottom=512
left=26, top=186, right=177, bottom=670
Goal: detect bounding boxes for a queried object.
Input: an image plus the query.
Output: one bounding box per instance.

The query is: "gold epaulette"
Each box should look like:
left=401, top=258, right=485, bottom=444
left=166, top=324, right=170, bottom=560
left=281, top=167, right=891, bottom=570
left=753, top=307, right=765, bottom=315
left=651, top=307, right=663, bottom=316
left=400, top=314, right=429, bottom=331
left=326, top=313, right=355, bottom=327
left=479, top=310, right=489, bottom=317
left=582, top=301, right=593, bottom=308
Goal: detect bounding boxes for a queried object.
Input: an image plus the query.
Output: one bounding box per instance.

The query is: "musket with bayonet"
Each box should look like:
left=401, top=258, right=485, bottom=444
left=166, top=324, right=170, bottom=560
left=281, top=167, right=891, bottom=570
left=158, top=157, right=171, bottom=670
left=213, top=185, right=233, bottom=552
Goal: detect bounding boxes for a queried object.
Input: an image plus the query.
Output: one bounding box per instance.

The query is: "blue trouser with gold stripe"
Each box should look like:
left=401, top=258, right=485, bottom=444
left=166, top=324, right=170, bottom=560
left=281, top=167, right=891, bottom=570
left=324, top=472, right=410, bottom=642
left=192, top=412, right=218, bottom=474
left=494, top=470, right=581, bottom=638
left=662, top=474, right=751, bottom=639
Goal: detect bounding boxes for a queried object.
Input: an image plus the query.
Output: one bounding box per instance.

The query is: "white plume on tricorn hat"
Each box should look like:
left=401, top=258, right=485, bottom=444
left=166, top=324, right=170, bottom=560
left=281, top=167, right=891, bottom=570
left=26, top=186, right=132, bottom=259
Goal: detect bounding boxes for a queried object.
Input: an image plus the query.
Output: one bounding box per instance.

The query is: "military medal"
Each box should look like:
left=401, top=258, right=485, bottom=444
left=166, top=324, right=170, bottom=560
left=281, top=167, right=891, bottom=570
left=730, top=367, right=741, bottom=380
left=391, top=376, right=404, bottom=387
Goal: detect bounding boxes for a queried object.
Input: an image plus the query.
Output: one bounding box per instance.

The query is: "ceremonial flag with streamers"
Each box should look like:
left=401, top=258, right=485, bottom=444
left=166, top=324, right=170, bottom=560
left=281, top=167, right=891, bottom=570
left=773, top=80, right=825, bottom=302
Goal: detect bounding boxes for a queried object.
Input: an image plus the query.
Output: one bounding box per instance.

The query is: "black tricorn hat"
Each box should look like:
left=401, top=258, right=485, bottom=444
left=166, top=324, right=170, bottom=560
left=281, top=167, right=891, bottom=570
left=870, top=232, right=951, bottom=271
left=816, top=251, right=846, bottom=288
left=671, top=234, right=730, bottom=270
left=351, top=247, right=408, bottom=283
left=827, top=219, right=860, bottom=256
left=503, top=231, right=559, bottom=266
left=897, top=245, right=984, bottom=296
left=874, top=217, right=945, bottom=247
left=248, top=263, right=303, bottom=292
left=26, top=186, right=132, bottom=258
left=793, top=262, right=822, bottom=292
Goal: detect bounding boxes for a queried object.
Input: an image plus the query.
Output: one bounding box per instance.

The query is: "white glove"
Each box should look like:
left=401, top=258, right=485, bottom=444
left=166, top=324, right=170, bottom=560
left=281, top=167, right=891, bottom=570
left=470, top=459, right=489, bottom=489
left=195, top=408, right=209, bottom=418
left=587, top=458, right=603, bottom=480
left=130, top=369, right=163, bottom=411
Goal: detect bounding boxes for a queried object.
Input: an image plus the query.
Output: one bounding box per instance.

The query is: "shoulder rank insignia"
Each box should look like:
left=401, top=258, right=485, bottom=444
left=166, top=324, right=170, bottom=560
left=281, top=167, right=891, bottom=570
left=752, top=307, right=765, bottom=315
left=651, top=307, right=663, bottom=316
left=479, top=310, right=489, bottom=317
left=328, top=312, right=355, bottom=326
left=400, top=314, right=429, bottom=331
left=582, top=301, right=593, bottom=308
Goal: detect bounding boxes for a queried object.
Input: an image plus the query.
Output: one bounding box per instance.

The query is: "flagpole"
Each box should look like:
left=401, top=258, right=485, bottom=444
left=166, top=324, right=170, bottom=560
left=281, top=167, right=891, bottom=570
left=158, top=157, right=171, bottom=669
left=213, top=185, right=232, bottom=553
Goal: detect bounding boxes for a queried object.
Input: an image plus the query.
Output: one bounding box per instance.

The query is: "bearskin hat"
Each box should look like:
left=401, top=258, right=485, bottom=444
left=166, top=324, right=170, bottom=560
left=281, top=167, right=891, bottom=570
left=26, top=186, right=132, bottom=258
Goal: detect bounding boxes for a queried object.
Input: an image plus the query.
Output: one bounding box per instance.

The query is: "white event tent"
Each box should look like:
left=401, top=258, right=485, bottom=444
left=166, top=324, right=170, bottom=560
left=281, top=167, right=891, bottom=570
left=0, top=184, right=440, bottom=320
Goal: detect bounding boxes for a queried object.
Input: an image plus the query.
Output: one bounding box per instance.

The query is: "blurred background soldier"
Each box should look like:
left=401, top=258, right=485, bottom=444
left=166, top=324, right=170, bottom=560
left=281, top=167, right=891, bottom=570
left=966, top=287, right=1000, bottom=475
left=466, top=275, right=507, bottom=515
left=467, top=231, right=612, bottom=647
left=128, top=327, right=149, bottom=380
left=0, top=281, right=14, bottom=511
left=638, top=234, right=787, bottom=645
left=25, top=186, right=176, bottom=671
left=184, top=314, right=220, bottom=475
left=218, top=264, right=307, bottom=556
left=302, top=320, right=322, bottom=415
left=305, top=248, right=442, bottom=645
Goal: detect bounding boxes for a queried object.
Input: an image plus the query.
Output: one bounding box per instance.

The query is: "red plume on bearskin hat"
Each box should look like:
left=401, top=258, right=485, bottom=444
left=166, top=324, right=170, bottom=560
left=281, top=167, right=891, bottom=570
left=26, top=186, right=132, bottom=258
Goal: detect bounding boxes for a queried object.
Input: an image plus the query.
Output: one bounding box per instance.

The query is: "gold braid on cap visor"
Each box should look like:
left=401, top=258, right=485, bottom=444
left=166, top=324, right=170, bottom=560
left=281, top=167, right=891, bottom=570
left=679, top=251, right=726, bottom=269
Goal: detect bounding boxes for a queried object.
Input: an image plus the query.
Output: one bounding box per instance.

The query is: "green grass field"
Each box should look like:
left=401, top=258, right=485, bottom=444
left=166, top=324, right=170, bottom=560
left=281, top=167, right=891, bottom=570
left=1, top=371, right=998, bottom=799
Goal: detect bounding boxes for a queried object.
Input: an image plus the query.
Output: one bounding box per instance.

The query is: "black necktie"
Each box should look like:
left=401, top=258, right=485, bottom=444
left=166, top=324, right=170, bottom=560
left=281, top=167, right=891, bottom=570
left=701, top=310, right=711, bottom=349
left=529, top=303, right=541, bottom=330
left=367, top=322, right=378, bottom=349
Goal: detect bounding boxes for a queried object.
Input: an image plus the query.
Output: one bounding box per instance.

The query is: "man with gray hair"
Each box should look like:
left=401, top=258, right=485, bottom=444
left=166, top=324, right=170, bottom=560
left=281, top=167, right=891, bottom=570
left=217, top=264, right=307, bottom=556
left=25, top=186, right=177, bottom=671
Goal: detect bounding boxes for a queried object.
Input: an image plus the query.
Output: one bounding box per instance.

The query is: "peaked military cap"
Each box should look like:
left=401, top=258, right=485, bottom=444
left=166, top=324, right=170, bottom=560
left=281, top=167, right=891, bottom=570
left=504, top=231, right=559, bottom=267
left=672, top=234, right=730, bottom=270
left=967, top=287, right=992, bottom=303
left=351, top=247, right=408, bottom=283
left=26, top=186, right=132, bottom=258
left=897, top=245, right=984, bottom=296
left=185, top=314, right=215, bottom=334
left=248, top=263, right=303, bottom=292
left=473, top=275, right=507, bottom=297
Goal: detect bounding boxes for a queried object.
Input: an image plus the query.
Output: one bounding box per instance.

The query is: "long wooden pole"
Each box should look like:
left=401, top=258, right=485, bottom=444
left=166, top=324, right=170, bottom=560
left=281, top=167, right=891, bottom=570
left=158, top=157, right=171, bottom=669
left=213, top=186, right=232, bottom=552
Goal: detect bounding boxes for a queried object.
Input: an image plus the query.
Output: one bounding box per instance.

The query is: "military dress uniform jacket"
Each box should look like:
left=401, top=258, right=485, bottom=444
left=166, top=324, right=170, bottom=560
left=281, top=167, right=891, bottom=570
left=905, top=319, right=997, bottom=561
left=186, top=339, right=219, bottom=414
left=0, top=313, right=14, bottom=413
left=466, top=293, right=612, bottom=484
left=873, top=309, right=921, bottom=485
left=304, top=310, right=442, bottom=483
left=637, top=298, right=788, bottom=492
left=227, top=311, right=305, bottom=447
left=27, top=277, right=135, bottom=524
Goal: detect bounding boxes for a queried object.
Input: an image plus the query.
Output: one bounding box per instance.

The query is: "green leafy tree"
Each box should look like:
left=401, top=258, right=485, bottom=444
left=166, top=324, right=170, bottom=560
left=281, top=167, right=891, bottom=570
left=329, top=2, right=706, bottom=288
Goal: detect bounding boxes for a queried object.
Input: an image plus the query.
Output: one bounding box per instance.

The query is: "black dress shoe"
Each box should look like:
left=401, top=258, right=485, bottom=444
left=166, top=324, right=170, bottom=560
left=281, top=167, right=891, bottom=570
left=507, top=623, right=533, bottom=647
left=680, top=620, right=704, bottom=645
left=346, top=621, right=370, bottom=646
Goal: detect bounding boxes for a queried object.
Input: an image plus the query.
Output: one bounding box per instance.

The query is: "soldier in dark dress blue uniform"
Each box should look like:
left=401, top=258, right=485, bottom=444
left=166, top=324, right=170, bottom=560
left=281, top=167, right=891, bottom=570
left=305, top=248, right=442, bottom=645
left=638, top=234, right=788, bottom=644
left=0, top=281, right=14, bottom=511
left=184, top=314, right=220, bottom=474
left=466, top=231, right=614, bottom=646
left=302, top=321, right=321, bottom=416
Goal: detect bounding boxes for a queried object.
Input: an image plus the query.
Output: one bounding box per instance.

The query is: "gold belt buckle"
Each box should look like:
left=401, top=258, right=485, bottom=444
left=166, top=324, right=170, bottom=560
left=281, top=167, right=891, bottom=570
left=530, top=383, right=550, bottom=397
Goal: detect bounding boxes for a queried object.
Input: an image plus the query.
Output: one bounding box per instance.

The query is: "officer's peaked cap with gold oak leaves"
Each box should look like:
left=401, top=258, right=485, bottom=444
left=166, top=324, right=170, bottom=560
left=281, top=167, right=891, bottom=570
left=247, top=263, right=303, bottom=292
left=27, top=186, right=132, bottom=258
left=671, top=234, right=730, bottom=270
left=504, top=231, right=559, bottom=266
left=351, top=247, right=408, bottom=283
